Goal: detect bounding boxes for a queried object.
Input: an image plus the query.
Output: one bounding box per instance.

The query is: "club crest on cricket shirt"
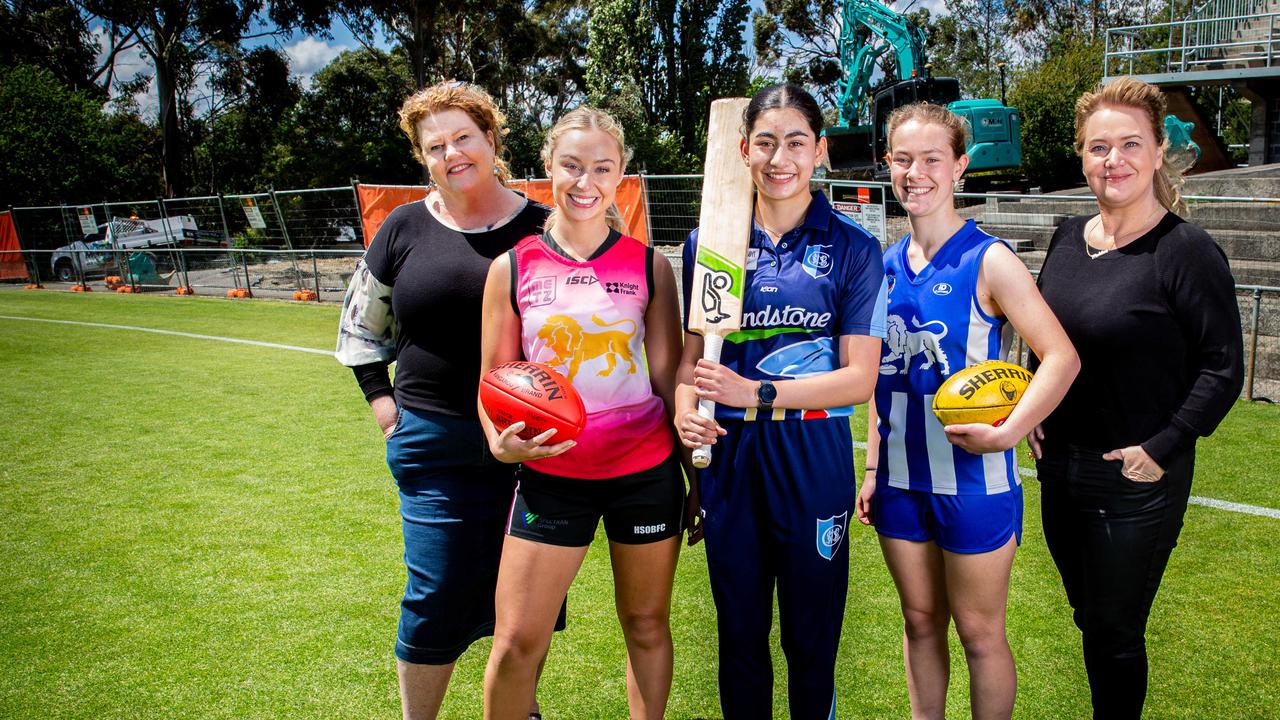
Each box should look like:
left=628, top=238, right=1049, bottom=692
left=816, top=512, right=848, bottom=560
left=802, top=245, right=832, bottom=279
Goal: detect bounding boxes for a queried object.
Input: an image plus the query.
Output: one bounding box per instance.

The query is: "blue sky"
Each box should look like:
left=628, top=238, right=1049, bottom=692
left=94, top=17, right=368, bottom=118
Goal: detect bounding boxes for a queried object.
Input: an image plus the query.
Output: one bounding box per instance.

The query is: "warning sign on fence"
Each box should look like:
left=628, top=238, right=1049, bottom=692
left=830, top=184, right=886, bottom=245
left=77, top=207, right=97, bottom=235
left=242, top=198, right=267, bottom=229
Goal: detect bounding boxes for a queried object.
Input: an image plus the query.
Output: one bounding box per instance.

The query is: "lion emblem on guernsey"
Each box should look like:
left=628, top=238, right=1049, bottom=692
left=880, top=314, right=951, bottom=376
left=537, top=314, right=638, bottom=380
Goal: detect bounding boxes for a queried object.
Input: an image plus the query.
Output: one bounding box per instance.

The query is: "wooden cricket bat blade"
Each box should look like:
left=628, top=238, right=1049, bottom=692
left=689, top=97, right=755, bottom=469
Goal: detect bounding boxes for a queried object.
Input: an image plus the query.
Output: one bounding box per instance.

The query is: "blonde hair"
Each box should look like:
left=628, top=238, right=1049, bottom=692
left=540, top=106, right=633, bottom=235
left=398, top=81, right=512, bottom=184
left=886, top=102, right=970, bottom=160
left=1074, top=76, right=1187, bottom=214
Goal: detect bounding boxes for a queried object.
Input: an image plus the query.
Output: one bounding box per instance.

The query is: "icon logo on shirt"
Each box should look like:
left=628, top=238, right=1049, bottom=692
left=802, top=245, right=833, bottom=279
left=605, top=280, right=639, bottom=296
left=536, top=314, right=638, bottom=380
left=932, top=282, right=953, bottom=296
left=528, top=276, right=557, bottom=307
left=756, top=338, right=836, bottom=378
left=816, top=512, right=848, bottom=560
left=880, top=314, right=951, bottom=376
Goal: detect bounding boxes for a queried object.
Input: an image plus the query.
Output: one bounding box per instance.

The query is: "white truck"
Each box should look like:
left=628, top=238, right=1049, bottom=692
left=50, top=216, right=221, bottom=282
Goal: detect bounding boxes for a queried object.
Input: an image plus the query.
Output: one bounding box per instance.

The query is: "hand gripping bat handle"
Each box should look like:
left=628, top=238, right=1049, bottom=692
left=691, top=333, right=724, bottom=469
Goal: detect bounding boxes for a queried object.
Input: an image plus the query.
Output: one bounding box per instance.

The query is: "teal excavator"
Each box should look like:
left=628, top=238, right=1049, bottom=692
left=825, top=0, right=1022, bottom=179
left=825, top=0, right=1200, bottom=180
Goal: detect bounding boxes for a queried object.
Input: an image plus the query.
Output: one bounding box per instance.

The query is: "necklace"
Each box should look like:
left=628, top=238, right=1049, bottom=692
left=757, top=222, right=787, bottom=241
left=1084, top=206, right=1164, bottom=260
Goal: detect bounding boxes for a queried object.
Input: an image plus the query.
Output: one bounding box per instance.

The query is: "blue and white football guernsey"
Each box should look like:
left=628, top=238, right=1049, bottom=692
left=682, top=191, right=887, bottom=720
left=875, top=219, right=1019, bottom=496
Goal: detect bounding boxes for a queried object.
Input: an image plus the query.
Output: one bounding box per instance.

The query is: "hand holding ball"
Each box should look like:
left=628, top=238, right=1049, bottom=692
left=932, top=360, right=1033, bottom=427
left=480, top=361, right=586, bottom=442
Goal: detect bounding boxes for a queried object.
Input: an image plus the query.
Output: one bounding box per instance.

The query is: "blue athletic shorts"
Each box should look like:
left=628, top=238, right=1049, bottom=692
left=386, top=405, right=564, bottom=664
left=873, top=481, right=1023, bottom=554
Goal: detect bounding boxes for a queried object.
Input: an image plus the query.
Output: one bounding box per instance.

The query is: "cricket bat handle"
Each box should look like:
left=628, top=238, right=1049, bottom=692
left=691, top=333, right=725, bottom=469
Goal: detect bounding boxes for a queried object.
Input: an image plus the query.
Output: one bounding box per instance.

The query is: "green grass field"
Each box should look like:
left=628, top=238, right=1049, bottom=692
left=1, top=290, right=1277, bottom=719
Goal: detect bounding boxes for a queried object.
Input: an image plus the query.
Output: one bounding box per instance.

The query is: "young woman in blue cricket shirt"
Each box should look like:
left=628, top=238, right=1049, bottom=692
left=675, top=83, right=887, bottom=720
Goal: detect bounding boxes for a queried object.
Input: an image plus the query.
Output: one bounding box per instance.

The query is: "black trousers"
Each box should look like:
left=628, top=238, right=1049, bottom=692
left=1037, top=446, right=1194, bottom=720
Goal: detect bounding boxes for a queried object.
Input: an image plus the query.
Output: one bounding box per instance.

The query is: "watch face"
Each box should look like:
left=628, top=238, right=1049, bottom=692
left=758, top=380, right=777, bottom=405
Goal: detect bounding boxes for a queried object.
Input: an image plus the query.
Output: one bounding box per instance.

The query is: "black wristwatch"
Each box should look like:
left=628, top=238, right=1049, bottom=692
left=756, top=379, right=777, bottom=410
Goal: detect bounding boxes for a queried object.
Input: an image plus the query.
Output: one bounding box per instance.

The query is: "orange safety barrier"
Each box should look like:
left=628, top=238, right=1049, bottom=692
left=355, top=177, right=651, bottom=247
left=353, top=184, right=428, bottom=248
left=0, top=211, right=28, bottom=281
left=293, top=289, right=319, bottom=302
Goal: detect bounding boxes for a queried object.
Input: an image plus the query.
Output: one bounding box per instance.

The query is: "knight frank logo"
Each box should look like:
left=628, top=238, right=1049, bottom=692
left=816, top=512, right=848, bottom=560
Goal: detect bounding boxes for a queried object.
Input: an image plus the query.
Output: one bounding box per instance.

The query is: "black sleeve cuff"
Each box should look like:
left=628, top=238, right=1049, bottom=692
left=1142, top=421, right=1197, bottom=468
left=351, top=363, right=393, bottom=403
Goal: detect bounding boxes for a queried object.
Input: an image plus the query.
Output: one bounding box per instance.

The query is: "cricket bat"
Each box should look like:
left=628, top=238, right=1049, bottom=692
left=688, top=97, right=755, bottom=469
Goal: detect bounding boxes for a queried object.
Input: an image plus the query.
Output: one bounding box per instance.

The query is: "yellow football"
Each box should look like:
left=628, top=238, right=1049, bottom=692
left=932, top=360, right=1034, bottom=427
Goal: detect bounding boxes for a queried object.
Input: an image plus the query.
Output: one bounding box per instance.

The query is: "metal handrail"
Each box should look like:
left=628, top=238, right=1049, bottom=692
left=1104, top=9, right=1280, bottom=76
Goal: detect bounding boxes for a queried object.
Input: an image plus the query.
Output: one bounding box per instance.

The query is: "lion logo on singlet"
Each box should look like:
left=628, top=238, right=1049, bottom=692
left=880, top=314, right=951, bottom=376
left=537, top=314, right=638, bottom=380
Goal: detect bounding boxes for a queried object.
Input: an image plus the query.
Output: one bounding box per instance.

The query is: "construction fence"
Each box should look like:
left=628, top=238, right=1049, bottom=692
left=4, top=176, right=1279, bottom=400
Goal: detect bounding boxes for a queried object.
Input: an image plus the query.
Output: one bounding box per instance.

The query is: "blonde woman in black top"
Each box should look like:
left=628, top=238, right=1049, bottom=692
left=1031, top=76, right=1244, bottom=719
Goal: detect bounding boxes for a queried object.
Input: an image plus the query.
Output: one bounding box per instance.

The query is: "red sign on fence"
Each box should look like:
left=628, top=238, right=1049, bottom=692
left=0, top=211, right=27, bottom=281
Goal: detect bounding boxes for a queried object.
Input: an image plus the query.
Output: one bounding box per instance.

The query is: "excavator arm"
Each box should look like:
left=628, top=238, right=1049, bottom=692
left=836, top=0, right=929, bottom=126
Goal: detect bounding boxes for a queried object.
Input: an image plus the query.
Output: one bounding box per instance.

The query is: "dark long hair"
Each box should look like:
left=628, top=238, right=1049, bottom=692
left=742, top=83, right=824, bottom=139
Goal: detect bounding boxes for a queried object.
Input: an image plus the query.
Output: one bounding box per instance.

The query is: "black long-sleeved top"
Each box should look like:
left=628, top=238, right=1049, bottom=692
left=1034, top=212, right=1244, bottom=467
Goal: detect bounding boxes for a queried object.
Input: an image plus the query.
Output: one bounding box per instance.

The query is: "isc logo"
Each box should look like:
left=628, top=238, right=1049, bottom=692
left=566, top=276, right=598, bottom=285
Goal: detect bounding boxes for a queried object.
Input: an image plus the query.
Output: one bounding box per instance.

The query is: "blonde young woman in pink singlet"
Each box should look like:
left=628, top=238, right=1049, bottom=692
left=477, top=107, right=688, bottom=720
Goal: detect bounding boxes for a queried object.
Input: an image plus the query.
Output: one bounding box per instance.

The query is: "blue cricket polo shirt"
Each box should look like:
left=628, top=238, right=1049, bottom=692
left=683, top=191, right=888, bottom=421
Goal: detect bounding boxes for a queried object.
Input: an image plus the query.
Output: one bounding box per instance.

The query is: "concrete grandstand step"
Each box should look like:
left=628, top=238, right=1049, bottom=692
left=980, top=211, right=1071, bottom=227
left=979, top=224, right=1280, bottom=271
left=986, top=199, right=1279, bottom=233
left=975, top=224, right=1056, bottom=250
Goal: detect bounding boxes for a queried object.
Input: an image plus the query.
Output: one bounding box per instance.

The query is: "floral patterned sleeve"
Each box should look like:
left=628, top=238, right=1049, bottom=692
left=335, top=259, right=396, bottom=367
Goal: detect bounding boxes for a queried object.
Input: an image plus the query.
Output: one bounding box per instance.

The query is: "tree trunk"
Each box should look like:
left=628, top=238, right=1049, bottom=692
left=153, top=46, right=187, bottom=197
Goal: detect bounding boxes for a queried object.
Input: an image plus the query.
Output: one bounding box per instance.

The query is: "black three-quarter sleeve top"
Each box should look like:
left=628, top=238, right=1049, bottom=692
left=335, top=197, right=550, bottom=419
left=1034, top=212, right=1245, bottom=467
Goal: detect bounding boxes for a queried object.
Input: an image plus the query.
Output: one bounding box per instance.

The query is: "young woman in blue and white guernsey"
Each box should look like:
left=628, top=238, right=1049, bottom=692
left=675, top=84, right=887, bottom=720
left=855, top=103, right=1079, bottom=720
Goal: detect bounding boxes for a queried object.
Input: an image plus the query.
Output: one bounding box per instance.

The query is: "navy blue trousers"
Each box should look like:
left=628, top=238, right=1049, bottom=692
left=699, top=417, right=854, bottom=720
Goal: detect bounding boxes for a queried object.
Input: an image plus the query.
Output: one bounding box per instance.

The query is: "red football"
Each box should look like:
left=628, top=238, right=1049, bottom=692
left=480, top=361, right=586, bottom=442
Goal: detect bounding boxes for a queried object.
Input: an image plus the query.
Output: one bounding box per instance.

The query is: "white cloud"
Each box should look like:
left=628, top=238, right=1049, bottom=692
left=285, top=37, right=349, bottom=89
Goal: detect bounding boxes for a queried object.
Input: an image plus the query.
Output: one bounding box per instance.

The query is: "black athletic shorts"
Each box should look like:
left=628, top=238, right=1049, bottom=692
left=507, top=451, right=685, bottom=547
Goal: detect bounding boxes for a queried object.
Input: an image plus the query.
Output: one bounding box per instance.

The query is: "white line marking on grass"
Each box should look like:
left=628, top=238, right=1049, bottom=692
left=0, top=315, right=332, bottom=356
left=1015, top=467, right=1280, bottom=518
left=855, top=441, right=1279, bottom=519
left=1185, top=496, right=1280, bottom=519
